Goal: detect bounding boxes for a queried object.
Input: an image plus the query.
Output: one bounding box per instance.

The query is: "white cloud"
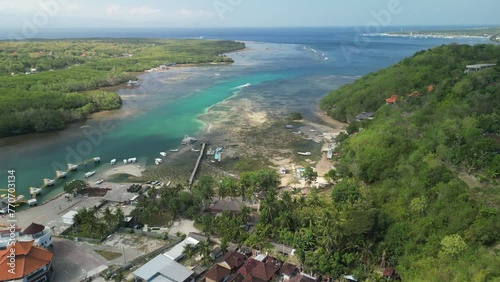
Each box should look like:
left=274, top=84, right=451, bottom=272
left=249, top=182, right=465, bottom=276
left=105, top=5, right=160, bottom=17
left=177, top=9, right=214, bottom=19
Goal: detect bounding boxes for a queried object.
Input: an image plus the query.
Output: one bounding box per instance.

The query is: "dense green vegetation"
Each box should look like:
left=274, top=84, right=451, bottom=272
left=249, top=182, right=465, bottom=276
left=316, top=44, right=500, bottom=280
left=0, top=39, right=245, bottom=137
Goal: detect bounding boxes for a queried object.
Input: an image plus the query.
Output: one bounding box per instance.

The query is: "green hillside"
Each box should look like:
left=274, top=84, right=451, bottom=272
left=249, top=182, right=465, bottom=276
left=318, top=44, right=500, bottom=280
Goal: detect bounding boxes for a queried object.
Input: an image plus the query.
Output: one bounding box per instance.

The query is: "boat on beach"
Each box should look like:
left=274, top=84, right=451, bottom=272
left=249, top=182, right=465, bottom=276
left=155, top=158, right=163, bottom=165
left=68, top=163, right=78, bottom=171
left=84, top=171, right=95, bottom=178
left=169, top=149, right=179, bottom=152
left=160, top=152, right=167, bottom=157
left=43, top=178, right=55, bottom=186
left=191, top=148, right=201, bottom=152
left=56, top=170, right=67, bottom=178
left=111, top=159, right=117, bottom=165
left=297, top=152, right=312, bottom=156
left=95, top=179, right=104, bottom=185
left=182, top=135, right=197, bottom=145
left=29, top=187, right=41, bottom=195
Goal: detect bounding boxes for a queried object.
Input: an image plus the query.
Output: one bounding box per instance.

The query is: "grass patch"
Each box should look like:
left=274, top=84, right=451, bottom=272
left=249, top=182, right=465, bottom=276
left=95, top=249, right=123, bottom=261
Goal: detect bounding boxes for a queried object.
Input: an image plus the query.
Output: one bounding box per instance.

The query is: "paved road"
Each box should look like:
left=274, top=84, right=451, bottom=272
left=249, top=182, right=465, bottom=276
left=51, top=238, right=108, bottom=282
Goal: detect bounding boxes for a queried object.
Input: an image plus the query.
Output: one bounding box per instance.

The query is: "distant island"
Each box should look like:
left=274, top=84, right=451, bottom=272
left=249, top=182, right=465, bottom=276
left=378, top=27, right=500, bottom=42
left=0, top=39, right=245, bottom=137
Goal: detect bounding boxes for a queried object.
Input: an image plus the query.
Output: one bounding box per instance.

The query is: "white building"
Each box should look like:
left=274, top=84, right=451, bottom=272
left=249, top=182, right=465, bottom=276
left=133, top=254, right=194, bottom=282
left=164, top=237, right=200, bottom=261
left=0, top=223, right=52, bottom=249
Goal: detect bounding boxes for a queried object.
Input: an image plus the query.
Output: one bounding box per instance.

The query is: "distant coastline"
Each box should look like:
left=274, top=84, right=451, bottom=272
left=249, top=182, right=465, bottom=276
left=366, top=26, right=500, bottom=42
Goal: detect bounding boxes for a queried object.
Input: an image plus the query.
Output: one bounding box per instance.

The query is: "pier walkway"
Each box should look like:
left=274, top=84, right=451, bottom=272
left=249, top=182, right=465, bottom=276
left=189, top=142, right=207, bottom=186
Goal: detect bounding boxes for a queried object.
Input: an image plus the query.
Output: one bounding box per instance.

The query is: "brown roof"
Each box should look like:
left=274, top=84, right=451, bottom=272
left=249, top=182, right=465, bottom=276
left=238, top=259, right=259, bottom=276
left=205, top=264, right=231, bottom=282
left=208, top=200, right=243, bottom=213
left=251, top=261, right=279, bottom=281
left=280, top=263, right=298, bottom=276
left=289, top=274, right=317, bottom=282
left=0, top=241, right=53, bottom=281
left=222, top=250, right=247, bottom=270
left=243, top=276, right=267, bottom=282
left=23, top=222, right=45, bottom=235
left=228, top=273, right=246, bottom=282
left=383, top=267, right=395, bottom=277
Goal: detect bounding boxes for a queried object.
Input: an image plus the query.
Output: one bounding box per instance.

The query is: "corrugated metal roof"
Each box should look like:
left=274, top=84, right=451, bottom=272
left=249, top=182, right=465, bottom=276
left=134, top=254, right=194, bottom=282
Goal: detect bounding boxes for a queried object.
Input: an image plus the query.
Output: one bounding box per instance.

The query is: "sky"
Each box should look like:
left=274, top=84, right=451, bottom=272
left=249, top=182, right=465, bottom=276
left=0, top=0, right=499, bottom=29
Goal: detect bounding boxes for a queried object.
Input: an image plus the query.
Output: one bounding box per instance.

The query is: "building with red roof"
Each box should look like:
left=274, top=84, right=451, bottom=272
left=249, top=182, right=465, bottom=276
left=385, top=94, right=398, bottom=104
left=0, top=241, right=53, bottom=282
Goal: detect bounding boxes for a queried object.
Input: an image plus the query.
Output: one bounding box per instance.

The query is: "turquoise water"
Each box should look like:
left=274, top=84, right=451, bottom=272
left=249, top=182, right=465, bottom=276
left=0, top=67, right=285, bottom=201
left=0, top=28, right=489, bottom=202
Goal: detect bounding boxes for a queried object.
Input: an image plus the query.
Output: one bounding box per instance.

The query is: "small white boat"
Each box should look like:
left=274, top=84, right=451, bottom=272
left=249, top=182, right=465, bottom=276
left=166, top=181, right=171, bottom=187
left=155, top=160, right=161, bottom=166
left=95, top=179, right=104, bottom=185
left=84, top=171, right=95, bottom=178
left=29, top=187, right=42, bottom=195
left=160, top=152, right=167, bottom=157
left=297, top=152, right=312, bottom=156
left=293, top=131, right=302, bottom=135
left=93, top=157, right=101, bottom=162
left=191, top=148, right=201, bottom=152
left=215, top=73, right=220, bottom=76
left=56, top=170, right=67, bottom=178
left=43, top=178, right=55, bottom=186
left=128, top=157, right=137, bottom=163
left=169, top=149, right=179, bottom=152
left=310, top=129, right=316, bottom=132
left=110, top=159, right=117, bottom=165
left=123, top=159, right=128, bottom=165
left=285, top=125, right=294, bottom=129
left=68, top=163, right=78, bottom=171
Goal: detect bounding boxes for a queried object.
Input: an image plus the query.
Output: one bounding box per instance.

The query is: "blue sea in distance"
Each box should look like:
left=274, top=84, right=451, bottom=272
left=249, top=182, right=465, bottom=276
left=0, top=27, right=491, bottom=202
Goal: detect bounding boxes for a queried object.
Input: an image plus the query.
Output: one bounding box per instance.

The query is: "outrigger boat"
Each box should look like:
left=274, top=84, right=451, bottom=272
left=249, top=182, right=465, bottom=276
left=68, top=163, right=78, bottom=171
left=56, top=170, right=67, bottom=178
left=29, top=187, right=42, bottom=195
left=43, top=178, right=55, bottom=186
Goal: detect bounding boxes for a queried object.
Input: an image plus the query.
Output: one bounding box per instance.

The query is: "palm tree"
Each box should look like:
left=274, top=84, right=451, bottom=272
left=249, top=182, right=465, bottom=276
left=182, top=243, right=196, bottom=259
left=114, top=207, right=125, bottom=226
left=102, top=207, right=116, bottom=228
left=197, top=241, right=211, bottom=265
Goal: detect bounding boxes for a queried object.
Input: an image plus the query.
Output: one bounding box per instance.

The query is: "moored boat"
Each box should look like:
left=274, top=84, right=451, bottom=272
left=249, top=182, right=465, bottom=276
left=95, top=179, right=104, bottom=185
left=160, top=152, right=167, bottom=157
left=43, top=178, right=55, bottom=186
left=29, top=187, right=42, bottom=195
left=56, top=170, right=67, bottom=178
left=68, top=163, right=78, bottom=171
left=297, top=152, right=312, bottom=156
left=111, top=159, right=117, bottom=165
left=84, top=171, right=95, bottom=178
left=169, top=149, right=179, bottom=152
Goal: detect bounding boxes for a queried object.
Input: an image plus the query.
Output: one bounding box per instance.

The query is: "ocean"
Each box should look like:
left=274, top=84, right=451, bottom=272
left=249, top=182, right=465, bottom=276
left=0, top=27, right=491, bottom=201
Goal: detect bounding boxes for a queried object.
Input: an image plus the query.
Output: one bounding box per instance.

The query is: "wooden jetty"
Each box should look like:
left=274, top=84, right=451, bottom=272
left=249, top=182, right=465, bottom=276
left=189, top=142, right=207, bottom=186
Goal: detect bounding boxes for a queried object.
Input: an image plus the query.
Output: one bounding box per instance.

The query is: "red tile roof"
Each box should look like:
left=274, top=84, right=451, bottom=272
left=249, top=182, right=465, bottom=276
left=251, top=261, right=279, bottom=281
left=222, top=250, right=247, bottom=270
left=0, top=241, right=53, bottom=281
left=206, top=264, right=231, bottom=282
left=386, top=94, right=398, bottom=104
left=238, top=259, right=259, bottom=277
